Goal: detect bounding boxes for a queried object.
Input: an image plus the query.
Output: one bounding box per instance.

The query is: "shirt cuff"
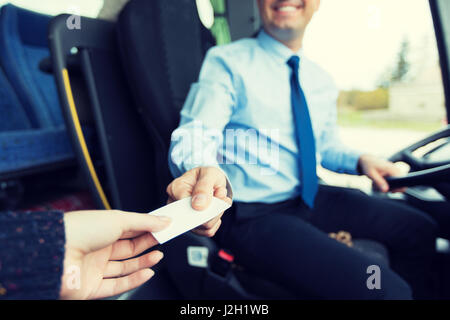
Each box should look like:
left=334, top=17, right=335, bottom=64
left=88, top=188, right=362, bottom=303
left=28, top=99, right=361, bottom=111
left=344, top=150, right=364, bottom=175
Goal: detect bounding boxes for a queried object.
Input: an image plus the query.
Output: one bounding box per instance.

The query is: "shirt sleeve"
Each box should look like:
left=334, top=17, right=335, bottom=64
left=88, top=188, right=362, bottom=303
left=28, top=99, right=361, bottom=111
left=168, top=47, right=236, bottom=196
left=318, top=82, right=362, bottom=175
left=0, top=210, right=66, bottom=300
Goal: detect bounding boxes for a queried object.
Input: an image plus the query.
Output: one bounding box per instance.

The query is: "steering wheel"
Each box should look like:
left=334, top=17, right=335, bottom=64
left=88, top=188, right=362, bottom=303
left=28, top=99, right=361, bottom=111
left=385, top=126, right=450, bottom=190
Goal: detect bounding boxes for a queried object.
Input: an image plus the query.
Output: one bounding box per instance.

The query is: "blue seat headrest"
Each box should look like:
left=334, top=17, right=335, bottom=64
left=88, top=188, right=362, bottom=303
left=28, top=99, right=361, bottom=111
left=12, top=4, right=50, bottom=47
left=0, top=4, right=63, bottom=128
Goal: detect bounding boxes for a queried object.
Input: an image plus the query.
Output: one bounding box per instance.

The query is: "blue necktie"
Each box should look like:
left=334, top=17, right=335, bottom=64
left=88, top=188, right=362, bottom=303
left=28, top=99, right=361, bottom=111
left=287, top=56, right=318, bottom=208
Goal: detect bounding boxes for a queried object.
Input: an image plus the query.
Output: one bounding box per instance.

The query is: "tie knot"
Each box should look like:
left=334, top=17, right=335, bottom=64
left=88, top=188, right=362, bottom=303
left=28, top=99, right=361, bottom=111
left=287, top=55, right=300, bottom=71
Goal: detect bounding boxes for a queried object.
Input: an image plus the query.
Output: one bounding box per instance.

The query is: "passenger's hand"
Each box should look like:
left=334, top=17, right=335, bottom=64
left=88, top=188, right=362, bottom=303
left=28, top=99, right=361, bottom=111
left=60, top=210, right=171, bottom=300
left=358, top=154, right=406, bottom=193
left=166, top=166, right=232, bottom=237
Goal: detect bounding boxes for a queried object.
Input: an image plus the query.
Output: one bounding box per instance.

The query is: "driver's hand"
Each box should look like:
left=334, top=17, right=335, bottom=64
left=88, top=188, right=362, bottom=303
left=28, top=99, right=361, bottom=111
left=166, top=167, right=232, bottom=237
left=358, top=154, right=407, bottom=193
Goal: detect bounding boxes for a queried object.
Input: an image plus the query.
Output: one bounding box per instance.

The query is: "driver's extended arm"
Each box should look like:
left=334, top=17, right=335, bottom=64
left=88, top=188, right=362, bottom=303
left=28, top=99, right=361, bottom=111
left=169, top=48, right=236, bottom=179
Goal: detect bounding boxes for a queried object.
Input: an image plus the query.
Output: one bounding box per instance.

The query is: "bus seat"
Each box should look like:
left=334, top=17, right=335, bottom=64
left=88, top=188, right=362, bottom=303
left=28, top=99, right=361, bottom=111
left=0, top=4, right=76, bottom=180
left=0, top=128, right=73, bottom=177
left=117, top=0, right=216, bottom=205
left=0, top=67, right=30, bottom=131
left=0, top=63, right=73, bottom=179
left=48, top=14, right=158, bottom=212
left=116, top=0, right=300, bottom=299
left=0, top=4, right=63, bottom=128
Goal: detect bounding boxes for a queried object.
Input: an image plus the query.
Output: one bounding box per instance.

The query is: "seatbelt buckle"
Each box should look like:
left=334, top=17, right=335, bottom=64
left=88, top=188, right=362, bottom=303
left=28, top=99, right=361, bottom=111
left=210, top=249, right=234, bottom=277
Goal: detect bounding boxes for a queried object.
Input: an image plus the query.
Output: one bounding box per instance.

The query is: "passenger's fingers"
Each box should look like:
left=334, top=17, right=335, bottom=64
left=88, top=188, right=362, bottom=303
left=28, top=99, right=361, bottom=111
left=110, top=233, right=159, bottom=260
left=64, top=211, right=171, bottom=253
left=104, top=251, right=163, bottom=278
left=93, top=269, right=155, bottom=300
left=119, top=212, right=171, bottom=234
left=117, top=213, right=171, bottom=240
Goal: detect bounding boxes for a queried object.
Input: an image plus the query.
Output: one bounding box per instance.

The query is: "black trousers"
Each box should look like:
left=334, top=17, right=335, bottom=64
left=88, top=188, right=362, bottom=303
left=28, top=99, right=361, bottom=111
left=215, top=185, right=438, bottom=300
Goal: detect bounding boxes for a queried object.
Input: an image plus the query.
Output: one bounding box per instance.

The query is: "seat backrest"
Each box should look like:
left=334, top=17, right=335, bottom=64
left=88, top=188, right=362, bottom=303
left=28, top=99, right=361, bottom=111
left=0, top=4, right=63, bottom=129
left=48, top=14, right=159, bottom=212
left=117, top=0, right=216, bottom=196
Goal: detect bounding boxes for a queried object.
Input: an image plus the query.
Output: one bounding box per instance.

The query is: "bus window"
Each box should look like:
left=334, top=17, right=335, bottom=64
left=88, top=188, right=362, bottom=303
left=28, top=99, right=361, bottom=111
left=304, top=0, right=447, bottom=192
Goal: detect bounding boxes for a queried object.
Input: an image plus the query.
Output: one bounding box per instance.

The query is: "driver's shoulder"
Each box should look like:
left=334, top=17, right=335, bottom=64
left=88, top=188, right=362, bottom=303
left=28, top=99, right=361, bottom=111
left=205, top=38, right=261, bottom=67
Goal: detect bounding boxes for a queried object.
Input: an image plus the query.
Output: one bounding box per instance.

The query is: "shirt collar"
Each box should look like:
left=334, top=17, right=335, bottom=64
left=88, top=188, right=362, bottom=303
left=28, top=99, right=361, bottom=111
left=257, top=29, right=304, bottom=65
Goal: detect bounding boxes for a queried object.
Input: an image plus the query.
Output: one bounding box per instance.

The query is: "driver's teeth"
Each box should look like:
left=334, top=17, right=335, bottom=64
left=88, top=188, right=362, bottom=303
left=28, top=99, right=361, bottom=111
left=278, top=6, right=297, bottom=12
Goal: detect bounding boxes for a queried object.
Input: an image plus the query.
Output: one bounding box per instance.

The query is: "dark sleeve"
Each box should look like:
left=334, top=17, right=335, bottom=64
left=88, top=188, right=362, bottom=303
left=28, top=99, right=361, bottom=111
left=0, top=210, right=66, bottom=300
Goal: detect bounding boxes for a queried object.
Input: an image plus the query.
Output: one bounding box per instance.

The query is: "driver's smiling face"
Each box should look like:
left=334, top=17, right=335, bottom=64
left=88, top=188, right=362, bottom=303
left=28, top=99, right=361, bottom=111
left=257, top=0, right=320, bottom=37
